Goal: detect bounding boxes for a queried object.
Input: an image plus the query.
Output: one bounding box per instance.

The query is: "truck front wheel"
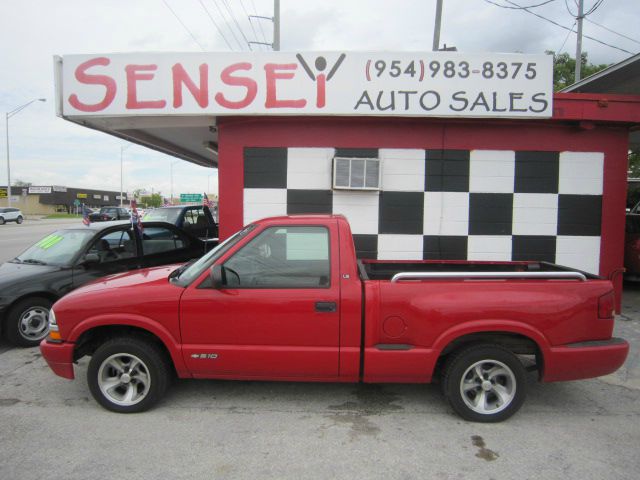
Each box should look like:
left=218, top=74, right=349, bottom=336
left=443, top=344, right=527, bottom=422
left=87, top=337, right=170, bottom=413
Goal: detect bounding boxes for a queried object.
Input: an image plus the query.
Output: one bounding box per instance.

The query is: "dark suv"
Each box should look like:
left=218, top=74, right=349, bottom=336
left=89, top=206, right=131, bottom=222
left=143, top=205, right=218, bottom=241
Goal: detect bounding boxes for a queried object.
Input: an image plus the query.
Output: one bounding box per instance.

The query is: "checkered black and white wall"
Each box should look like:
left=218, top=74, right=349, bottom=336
left=243, top=147, right=604, bottom=274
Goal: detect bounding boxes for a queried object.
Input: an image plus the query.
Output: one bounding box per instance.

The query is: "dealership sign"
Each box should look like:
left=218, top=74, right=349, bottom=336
left=58, top=52, right=553, bottom=119
left=28, top=186, right=52, bottom=194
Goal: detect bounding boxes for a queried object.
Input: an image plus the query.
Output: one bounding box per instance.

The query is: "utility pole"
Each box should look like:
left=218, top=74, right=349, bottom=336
left=170, top=160, right=180, bottom=204
left=574, top=0, right=584, bottom=82
left=432, top=0, right=443, bottom=51
left=248, top=1, right=280, bottom=51
left=5, top=98, right=46, bottom=206
left=120, top=144, right=132, bottom=207
left=273, top=0, right=280, bottom=51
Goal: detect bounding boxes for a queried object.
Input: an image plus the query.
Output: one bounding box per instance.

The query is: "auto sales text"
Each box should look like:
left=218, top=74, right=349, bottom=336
left=353, top=90, right=549, bottom=114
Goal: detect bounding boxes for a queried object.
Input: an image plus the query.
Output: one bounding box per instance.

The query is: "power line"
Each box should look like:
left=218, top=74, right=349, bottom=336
left=198, top=0, right=234, bottom=50
left=564, top=0, right=577, bottom=17
left=484, top=0, right=634, bottom=55
left=585, top=17, right=640, bottom=46
left=584, top=0, right=605, bottom=17
left=220, top=0, right=253, bottom=50
left=239, top=0, right=262, bottom=50
left=250, top=0, right=270, bottom=47
left=160, top=0, right=206, bottom=51
left=210, top=0, right=245, bottom=50
left=557, top=20, right=577, bottom=53
left=483, top=0, right=558, bottom=9
left=566, top=0, right=606, bottom=19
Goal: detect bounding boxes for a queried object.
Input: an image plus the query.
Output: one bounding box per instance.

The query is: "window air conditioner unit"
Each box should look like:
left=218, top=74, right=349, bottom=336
left=333, top=156, right=381, bottom=190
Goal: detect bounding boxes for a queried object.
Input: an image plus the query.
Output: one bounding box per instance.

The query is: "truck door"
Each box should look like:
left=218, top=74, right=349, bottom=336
left=180, top=223, right=341, bottom=378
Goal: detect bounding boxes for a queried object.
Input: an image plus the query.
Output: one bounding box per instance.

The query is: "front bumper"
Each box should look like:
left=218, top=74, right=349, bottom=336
left=40, top=340, right=75, bottom=380
left=542, top=337, right=629, bottom=382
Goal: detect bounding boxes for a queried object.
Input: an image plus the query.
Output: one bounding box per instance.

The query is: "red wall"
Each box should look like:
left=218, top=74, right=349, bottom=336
left=217, top=111, right=632, bottom=308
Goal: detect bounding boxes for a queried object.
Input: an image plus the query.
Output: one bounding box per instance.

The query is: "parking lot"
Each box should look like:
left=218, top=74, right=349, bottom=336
left=0, top=219, right=639, bottom=479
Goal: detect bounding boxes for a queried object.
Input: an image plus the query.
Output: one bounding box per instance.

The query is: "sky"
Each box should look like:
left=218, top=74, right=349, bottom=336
left=0, top=0, right=638, bottom=198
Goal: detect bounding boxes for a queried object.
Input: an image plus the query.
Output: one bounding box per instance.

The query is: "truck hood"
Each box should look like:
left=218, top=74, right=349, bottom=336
left=52, top=264, right=186, bottom=342
left=74, top=264, right=183, bottom=295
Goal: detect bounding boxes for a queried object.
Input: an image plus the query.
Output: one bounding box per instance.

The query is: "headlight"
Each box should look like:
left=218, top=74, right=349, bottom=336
left=47, top=309, right=62, bottom=343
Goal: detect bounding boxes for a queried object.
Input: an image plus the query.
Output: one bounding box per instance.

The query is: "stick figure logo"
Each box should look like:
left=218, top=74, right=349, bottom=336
left=296, top=53, right=346, bottom=108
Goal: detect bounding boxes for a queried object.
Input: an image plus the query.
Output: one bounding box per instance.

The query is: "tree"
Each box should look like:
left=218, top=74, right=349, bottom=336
left=627, top=149, right=640, bottom=208
left=546, top=51, right=610, bottom=91
left=629, top=149, right=640, bottom=177
left=140, top=193, right=163, bottom=208
left=12, top=179, right=32, bottom=187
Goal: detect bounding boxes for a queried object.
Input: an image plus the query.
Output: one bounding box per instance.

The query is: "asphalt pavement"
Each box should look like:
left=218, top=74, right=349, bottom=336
left=0, top=217, right=83, bottom=264
left=0, top=220, right=638, bottom=479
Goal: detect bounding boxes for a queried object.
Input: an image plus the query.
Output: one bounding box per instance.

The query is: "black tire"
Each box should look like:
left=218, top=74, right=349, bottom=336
left=16, top=216, right=23, bottom=224
left=87, top=337, right=170, bottom=413
left=4, top=296, right=52, bottom=347
left=442, top=344, right=527, bottom=423
left=0, top=217, right=5, bottom=225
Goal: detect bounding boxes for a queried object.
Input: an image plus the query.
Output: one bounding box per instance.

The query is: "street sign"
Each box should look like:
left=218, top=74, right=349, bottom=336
left=0, top=188, right=6, bottom=198
left=180, top=193, right=203, bottom=203
left=73, top=199, right=81, bottom=206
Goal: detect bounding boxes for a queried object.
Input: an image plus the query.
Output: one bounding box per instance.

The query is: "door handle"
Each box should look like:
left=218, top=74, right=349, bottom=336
left=315, top=301, right=337, bottom=313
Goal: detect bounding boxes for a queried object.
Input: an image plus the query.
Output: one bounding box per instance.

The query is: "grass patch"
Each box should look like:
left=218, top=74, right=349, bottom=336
left=43, top=213, right=82, bottom=219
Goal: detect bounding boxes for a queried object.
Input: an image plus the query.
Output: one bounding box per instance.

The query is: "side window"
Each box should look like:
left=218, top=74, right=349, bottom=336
left=142, top=227, right=187, bottom=255
left=183, top=209, right=197, bottom=226
left=223, top=226, right=330, bottom=288
left=193, top=207, right=207, bottom=227
left=119, top=208, right=129, bottom=216
left=87, top=229, right=136, bottom=263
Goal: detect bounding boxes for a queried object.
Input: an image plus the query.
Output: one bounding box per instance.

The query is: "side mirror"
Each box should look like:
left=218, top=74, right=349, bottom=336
left=210, top=264, right=224, bottom=289
left=83, top=253, right=100, bottom=265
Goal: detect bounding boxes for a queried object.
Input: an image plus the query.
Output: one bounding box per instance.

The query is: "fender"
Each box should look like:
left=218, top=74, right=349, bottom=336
left=68, top=313, right=188, bottom=375
left=431, top=319, right=552, bottom=360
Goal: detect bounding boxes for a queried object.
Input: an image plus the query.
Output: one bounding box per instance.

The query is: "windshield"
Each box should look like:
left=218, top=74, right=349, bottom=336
left=172, top=224, right=256, bottom=286
left=143, top=208, right=181, bottom=224
left=14, top=229, right=95, bottom=266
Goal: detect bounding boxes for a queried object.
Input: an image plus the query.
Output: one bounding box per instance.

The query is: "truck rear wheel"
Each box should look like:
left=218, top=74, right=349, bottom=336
left=87, top=337, right=170, bottom=413
left=442, top=344, right=527, bottom=422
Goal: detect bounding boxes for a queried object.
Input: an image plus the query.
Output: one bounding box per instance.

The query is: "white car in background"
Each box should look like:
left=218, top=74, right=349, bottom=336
left=0, top=207, right=24, bottom=225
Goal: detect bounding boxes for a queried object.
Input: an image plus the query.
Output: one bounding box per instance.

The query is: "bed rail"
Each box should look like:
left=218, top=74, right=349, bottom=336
left=390, top=271, right=587, bottom=283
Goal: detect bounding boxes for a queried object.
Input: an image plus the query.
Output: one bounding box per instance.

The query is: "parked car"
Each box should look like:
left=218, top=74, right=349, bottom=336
left=0, top=221, right=211, bottom=347
left=89, top=206, right=131, bottom=222
left=143, top=205, right=218, bottom=241
left=0, top=207, right=24, bottom=225
left=41, top=215, right=628, bottom=422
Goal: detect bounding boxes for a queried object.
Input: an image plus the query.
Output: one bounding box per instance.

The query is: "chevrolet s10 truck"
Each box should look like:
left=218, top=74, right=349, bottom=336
left=41, top=215, right=629, bottom=422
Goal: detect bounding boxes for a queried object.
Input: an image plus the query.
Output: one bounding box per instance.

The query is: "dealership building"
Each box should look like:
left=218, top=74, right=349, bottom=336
left=53, top=51, right=640, bottom=306
left=0, top=185, right=129, bottom=214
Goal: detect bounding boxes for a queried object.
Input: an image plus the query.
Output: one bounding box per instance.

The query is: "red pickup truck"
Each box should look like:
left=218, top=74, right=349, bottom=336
left=41, top=215, right=629, bottom=422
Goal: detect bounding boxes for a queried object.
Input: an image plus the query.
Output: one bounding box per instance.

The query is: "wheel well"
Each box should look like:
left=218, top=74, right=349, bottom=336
left=435, top=332, right=543, bottom=379
left=74, top=326, right=175, bottom=374
left=2, top=293, right=58, bottom=326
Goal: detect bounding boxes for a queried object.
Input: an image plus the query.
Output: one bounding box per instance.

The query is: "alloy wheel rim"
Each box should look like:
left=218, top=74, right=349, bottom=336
left=459, top=359, right=516, bottom=415
left=19, top=307, right=50, bottom=341
left=97, top=353, right=151, bottom=406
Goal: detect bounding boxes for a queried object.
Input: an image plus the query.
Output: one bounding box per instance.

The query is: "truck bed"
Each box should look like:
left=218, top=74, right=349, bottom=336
left=358, top=259, right=601, bottom=281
